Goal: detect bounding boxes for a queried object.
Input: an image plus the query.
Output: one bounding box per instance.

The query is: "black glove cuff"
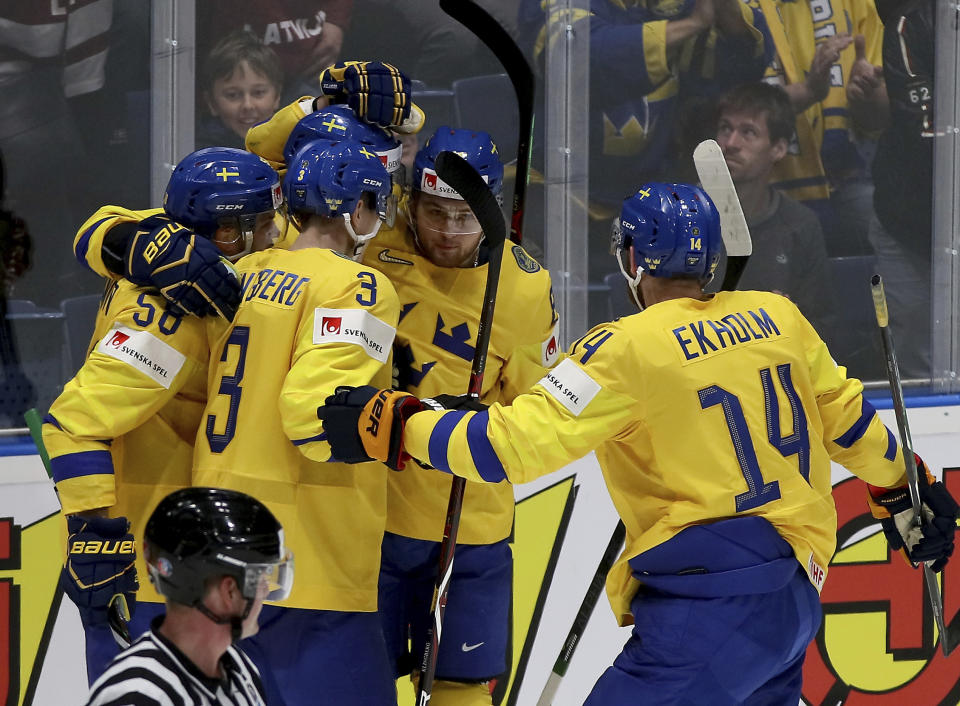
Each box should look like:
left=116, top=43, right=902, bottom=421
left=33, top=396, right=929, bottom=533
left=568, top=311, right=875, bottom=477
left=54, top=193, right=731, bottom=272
left=102, top=221, right=140, bottom=276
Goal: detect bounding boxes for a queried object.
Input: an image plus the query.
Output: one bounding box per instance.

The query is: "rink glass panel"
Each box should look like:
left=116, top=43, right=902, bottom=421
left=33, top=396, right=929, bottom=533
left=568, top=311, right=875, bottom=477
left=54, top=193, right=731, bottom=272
left=1, top=0, right=954, bottom=429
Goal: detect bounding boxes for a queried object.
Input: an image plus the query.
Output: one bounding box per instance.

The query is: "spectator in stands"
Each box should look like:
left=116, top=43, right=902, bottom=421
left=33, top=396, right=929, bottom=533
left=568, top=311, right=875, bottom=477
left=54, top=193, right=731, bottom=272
left=868, top=0, right=933, bottom=379
left=197, top=1, right=352, bottom=102
left=758, top=0, right=888, bottom=257
left=713, top=83, right=835, bottom=338
left=0, top=2, right=105, bottom=306
left=0, top=147, right=35, bottom=426
left=518, top=0, right=773, bottom=324
left=198, top=31, right=284, bottom=150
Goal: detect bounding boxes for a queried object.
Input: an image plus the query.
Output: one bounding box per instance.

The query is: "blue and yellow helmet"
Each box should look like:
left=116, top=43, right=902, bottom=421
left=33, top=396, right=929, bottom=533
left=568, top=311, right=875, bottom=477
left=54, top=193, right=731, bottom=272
left=612, top=183, right=722, bottom=280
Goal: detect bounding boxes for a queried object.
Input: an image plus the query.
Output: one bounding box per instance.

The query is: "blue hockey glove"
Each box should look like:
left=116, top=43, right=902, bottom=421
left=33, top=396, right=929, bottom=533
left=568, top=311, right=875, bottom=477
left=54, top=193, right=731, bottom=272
left=125, top=215, right=241, bottom=320
left=318, top=61, right=412, bottom=128
left=61, top=515, right=138, bottom=627
left=868, top=455, right=959, bottom=572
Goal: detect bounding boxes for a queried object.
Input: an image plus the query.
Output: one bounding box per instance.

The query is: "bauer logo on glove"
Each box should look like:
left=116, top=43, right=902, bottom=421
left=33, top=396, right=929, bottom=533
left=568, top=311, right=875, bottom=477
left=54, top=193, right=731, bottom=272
left=61, top=515, right=139, bottom=628
left=140, top=221, right=187, bottom=264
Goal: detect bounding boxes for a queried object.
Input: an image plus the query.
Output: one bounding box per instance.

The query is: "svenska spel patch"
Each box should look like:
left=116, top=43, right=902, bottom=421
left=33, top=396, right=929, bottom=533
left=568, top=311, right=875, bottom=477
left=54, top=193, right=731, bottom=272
left=536, top=358, right=601, bottom=416
left=96, top=324, right=187, bottom=389
left=312, top=307, right=396, bottom=363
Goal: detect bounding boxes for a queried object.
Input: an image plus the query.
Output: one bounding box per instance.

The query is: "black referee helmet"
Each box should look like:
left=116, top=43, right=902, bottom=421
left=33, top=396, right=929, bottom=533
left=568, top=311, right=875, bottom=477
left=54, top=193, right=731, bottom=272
left=144, top=487, right=293, bottom=609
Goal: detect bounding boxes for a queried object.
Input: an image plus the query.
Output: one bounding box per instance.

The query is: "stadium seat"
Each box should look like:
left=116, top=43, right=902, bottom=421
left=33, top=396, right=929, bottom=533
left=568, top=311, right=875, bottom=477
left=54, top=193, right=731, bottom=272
left=61, top=294, right=102, bottom=377
left=1, top=300, right=65, bottom=424
left=452, top=73, right=518, bottom=160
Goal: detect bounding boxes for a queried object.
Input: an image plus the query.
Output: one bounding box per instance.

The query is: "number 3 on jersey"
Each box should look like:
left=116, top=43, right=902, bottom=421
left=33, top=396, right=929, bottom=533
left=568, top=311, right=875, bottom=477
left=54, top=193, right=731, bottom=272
left=206, top=325, right=250, bottom=453
left=699, top=363, right=810, bottom=513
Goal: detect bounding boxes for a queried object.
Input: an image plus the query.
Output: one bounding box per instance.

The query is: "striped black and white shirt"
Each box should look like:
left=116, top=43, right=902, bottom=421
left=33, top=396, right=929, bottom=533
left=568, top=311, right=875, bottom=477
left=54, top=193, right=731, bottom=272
left=85, top=618, right=266, bottom=706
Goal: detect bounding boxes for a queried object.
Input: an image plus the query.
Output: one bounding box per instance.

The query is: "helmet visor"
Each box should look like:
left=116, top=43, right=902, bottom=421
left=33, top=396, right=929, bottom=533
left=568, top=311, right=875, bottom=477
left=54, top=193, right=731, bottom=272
left=242, top=549, right=294, bottom=602
left=417, top=201, right=482, bottom=235
left=214, top=210, right=276, bottom=260
left=381, top=191, right=398, bottom=229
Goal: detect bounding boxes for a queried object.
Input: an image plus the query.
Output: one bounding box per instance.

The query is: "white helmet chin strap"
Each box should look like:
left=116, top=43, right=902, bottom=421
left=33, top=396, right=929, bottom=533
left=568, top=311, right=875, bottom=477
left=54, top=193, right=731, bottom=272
left=617, top=249, right=646, bottom=312
left=343, top=213, right=383, bottom=261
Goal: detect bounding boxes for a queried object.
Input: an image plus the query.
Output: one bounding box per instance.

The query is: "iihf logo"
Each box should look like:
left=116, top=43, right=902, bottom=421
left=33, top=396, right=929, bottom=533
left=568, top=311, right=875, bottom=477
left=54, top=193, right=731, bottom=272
left=107, top=331, right=130, bottom=348
left=321, top=317, right=342, bottom=335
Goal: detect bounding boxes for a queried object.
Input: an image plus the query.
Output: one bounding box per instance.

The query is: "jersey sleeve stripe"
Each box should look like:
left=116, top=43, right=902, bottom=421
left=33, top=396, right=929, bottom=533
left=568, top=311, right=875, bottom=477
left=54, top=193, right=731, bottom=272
left=832, top=399, right=875, bottom=448
left=884, top=428, right=898, bottom=461
left=465, top=411, right=507, bottom=482
left=42, top=413, right=63, bottom=430
left=50, top=449, right=113, bottom=483
left=75, top=216, right=112, bottom=267
left=427, top=410, right=468, bottom=473
left=291, top=432, right=327, bottom=446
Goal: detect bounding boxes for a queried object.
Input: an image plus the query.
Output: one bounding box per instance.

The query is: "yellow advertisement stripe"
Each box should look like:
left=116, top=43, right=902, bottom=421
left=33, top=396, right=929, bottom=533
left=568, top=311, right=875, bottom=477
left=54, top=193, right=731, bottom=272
left=0, top=513, right=64, bottom=706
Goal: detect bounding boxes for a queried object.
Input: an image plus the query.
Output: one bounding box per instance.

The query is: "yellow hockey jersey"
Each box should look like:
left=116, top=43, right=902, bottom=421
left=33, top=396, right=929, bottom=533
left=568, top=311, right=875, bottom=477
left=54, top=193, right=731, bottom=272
left=194, top=246, right=400, bottom=611
left=246, top=99, right=561, bottom=544
left=403, top=290, right=906, bottom=625
left=44, top=277, right=223, bottom=603
left=761, top=0, right=883, bottom=203
left=364, top=226, right=558, bottom=545
left=74, top=205, right=165, bottom=280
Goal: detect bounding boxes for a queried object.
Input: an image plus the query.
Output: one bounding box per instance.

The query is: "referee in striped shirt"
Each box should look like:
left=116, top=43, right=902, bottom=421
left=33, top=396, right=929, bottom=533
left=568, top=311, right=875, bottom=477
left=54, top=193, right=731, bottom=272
left=85, top=488, right=294, bottom=706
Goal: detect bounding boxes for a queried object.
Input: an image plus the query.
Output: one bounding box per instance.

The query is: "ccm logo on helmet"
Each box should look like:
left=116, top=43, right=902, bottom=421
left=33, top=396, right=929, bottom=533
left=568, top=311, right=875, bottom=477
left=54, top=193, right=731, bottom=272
left=362, top=178, right=383, bottom=187
left=215, top=204, right=244, bottom=211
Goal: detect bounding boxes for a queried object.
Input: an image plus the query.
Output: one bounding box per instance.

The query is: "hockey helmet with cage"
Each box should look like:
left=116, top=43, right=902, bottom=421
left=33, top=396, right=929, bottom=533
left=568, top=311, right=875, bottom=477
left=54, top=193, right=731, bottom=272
left=144, top=487, right=293, bottom=612
left=412, top=127, right=503, bottom=201
left=163, top=147, right=282, bottom=259
left=283, top=139, right=392, bottom=258
left=283, top=105, right=403, bottom=178
left=611, top=183, right=722, bottom=282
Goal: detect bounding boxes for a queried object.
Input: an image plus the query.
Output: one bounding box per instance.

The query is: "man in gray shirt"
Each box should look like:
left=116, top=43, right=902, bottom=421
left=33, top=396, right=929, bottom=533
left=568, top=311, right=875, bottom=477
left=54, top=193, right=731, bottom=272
left=713, top=82, right=837, bottom=341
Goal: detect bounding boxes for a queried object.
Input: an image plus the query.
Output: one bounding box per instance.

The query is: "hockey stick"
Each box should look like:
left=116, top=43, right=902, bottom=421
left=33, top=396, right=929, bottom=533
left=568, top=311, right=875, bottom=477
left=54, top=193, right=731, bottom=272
left=694, top=140, right=753, bottom=291
left=24, top=408, right=134, bottom=648
left=416, top=151, right=508, bottom=704
left=536, top=521, right=625, bottom=706
left=870, top=276, right=956, bottom=657
left=439, top=0, right=534, bottom=244
left=537, top=141, right=753, bottom=703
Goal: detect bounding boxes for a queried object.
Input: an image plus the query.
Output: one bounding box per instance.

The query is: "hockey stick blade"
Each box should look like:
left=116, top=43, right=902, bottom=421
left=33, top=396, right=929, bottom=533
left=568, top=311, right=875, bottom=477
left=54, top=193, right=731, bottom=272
left=693, top=140, right=752, bottom=290
left=435, top=150, right=507, bottom=253
left=439, top=0, right=534, bottom=243
left=417, top=150, right=508, bottom=702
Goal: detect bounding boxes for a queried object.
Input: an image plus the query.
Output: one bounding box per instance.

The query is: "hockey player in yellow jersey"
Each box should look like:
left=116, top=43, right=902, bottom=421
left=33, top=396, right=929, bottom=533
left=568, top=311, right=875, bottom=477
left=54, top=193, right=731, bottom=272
left=247, top=101, right=558, bottom=703
left=193, top=139, right=401, bottom=706
left=370, top=128, right=557, bottom=706
left=44, top=148, right=281, bottom=684
left=319, top=182, right=959, bottom=704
